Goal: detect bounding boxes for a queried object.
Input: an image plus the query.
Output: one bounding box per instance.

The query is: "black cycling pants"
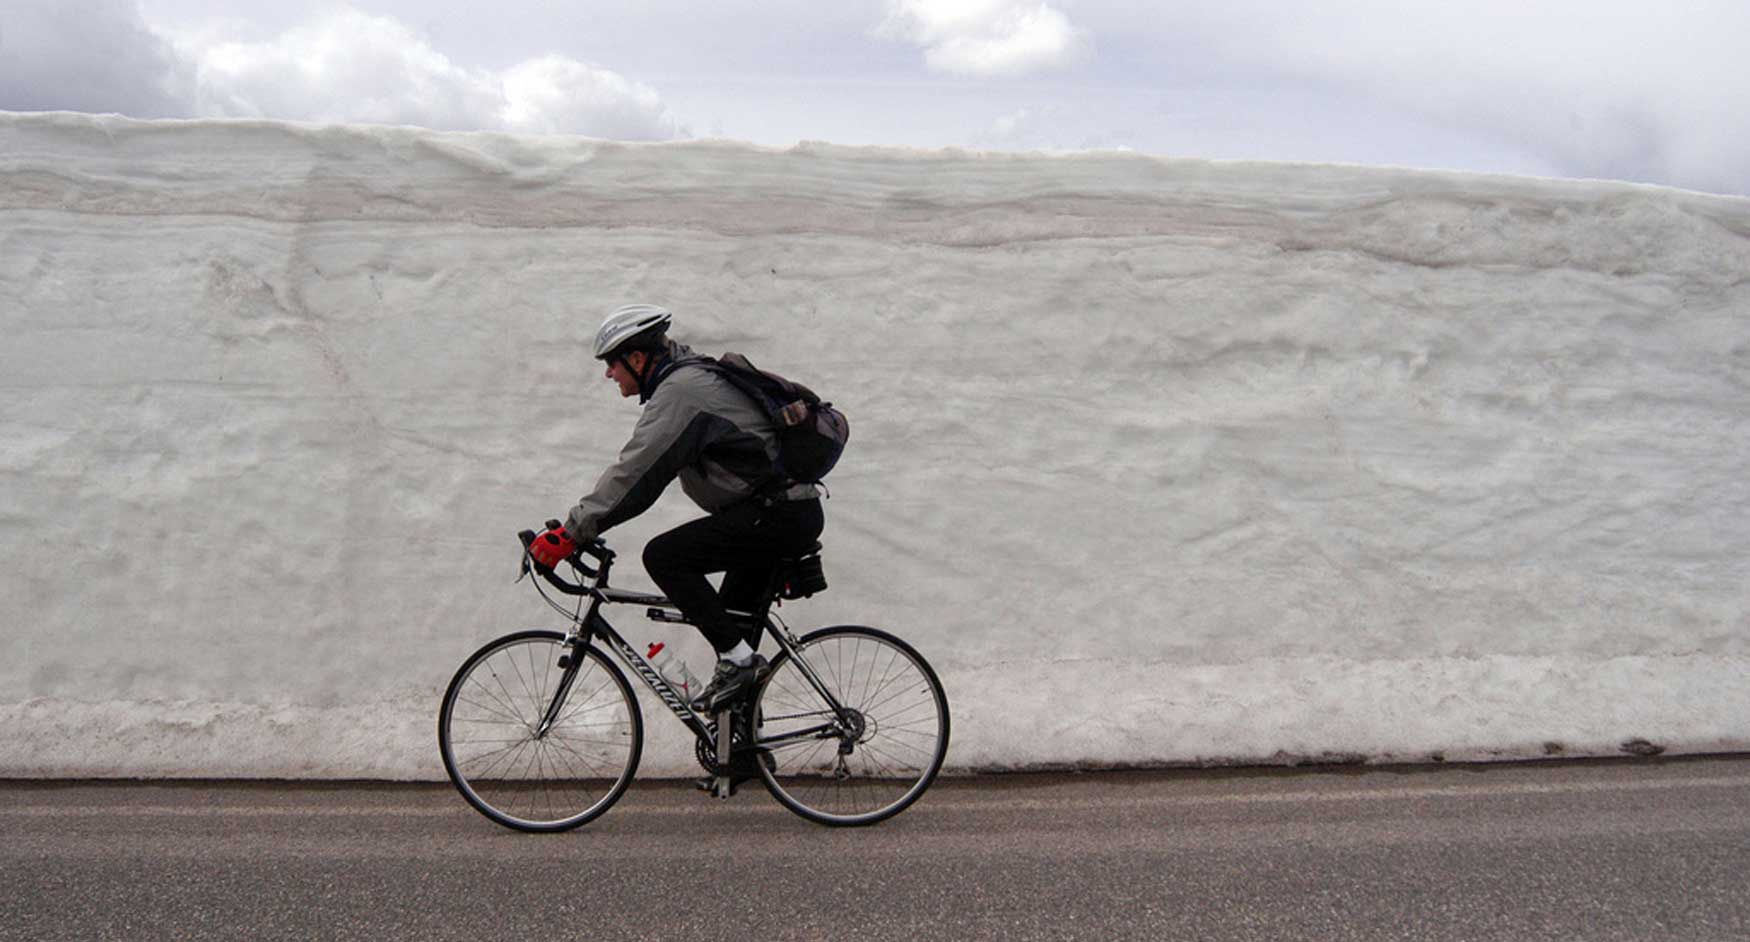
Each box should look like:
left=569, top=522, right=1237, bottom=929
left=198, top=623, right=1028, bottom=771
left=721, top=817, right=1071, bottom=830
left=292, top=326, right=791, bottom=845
left=642, top=498, right=825, bottom=655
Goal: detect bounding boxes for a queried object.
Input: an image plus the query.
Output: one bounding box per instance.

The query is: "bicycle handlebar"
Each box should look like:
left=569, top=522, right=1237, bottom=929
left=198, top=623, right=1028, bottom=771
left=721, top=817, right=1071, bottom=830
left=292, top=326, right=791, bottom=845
left=517, top=527, right=613, bottom=597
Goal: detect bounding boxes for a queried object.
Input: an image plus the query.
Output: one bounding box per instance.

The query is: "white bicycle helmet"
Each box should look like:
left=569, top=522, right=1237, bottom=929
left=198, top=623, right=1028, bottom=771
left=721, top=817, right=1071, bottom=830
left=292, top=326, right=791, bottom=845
left=593, top=304, right=673, bottom=360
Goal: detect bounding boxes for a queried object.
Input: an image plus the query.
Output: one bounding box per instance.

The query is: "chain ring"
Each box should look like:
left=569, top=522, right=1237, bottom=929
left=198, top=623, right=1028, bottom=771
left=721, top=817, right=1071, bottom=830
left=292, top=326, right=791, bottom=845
left=694, top=712, right=757, bottom=776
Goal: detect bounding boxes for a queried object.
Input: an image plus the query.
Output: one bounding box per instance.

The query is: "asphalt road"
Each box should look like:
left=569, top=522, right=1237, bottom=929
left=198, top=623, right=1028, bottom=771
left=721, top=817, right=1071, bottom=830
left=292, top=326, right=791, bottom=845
left=3, top=757, right=1747, bottom=942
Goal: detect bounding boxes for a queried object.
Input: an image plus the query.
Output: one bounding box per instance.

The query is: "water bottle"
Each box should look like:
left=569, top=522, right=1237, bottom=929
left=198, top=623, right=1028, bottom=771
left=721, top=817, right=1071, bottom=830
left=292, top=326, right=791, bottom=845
left=646, top=642, right=700, bottom=699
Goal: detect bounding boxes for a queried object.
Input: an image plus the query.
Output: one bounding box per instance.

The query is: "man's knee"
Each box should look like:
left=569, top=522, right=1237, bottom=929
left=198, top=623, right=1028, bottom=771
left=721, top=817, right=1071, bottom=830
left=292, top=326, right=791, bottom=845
left=642, top=532, right=680, bottom=576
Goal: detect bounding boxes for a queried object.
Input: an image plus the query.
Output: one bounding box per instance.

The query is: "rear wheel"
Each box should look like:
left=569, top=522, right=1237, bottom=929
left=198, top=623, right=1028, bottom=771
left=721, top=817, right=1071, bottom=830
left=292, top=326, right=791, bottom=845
left=438, top=630, right=642, bottom=831
left=752, top=626, right=949, bottom=826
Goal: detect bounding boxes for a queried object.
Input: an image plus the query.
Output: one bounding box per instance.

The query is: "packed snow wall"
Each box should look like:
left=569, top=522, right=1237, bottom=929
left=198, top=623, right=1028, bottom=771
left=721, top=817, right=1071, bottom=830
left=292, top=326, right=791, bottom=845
left=3, top=111, right=1748, bottom=778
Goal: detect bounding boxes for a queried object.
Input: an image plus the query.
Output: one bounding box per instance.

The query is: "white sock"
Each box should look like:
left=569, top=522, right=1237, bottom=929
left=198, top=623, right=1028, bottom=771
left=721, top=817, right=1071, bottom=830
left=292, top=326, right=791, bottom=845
left=723, top=640, right=755, bottom=666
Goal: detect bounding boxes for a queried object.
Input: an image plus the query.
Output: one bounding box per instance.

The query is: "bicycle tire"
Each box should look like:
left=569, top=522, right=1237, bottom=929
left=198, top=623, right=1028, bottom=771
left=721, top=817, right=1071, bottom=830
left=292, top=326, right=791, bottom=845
left=438, top=630, right=642, bottom=832
left=752, top=625, right=949, bottom=826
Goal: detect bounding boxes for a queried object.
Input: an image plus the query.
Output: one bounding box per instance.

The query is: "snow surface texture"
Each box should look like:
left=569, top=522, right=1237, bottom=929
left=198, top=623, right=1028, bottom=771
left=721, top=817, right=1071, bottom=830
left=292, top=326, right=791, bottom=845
left=3, top=112, right=1747, bottom=779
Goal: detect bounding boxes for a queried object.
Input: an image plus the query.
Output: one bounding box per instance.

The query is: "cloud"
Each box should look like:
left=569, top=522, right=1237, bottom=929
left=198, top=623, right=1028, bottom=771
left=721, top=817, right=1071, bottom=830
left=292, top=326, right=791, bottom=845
left=1156, top=0, right=1750, bottom=194
left=499, top=56, right=676, bottom=139
left=880, top=0, right=1086, bottom=77
left=0, top=0, right=191, bottom=117
left=0, top=1, right=681, bottom=140
left=180, top=6, right=682, bottom=139
left=183, top=9, right=494, bottom=129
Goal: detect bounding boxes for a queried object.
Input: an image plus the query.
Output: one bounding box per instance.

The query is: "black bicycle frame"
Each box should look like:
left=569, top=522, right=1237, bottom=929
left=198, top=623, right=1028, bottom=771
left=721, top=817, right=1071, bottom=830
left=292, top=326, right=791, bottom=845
left=555, top=586, right=852, bottom=753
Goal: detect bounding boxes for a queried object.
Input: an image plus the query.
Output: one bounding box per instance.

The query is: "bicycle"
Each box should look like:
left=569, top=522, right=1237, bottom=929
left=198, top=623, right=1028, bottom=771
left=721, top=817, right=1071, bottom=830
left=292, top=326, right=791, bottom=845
left=437, top=526, right=951, bottom=830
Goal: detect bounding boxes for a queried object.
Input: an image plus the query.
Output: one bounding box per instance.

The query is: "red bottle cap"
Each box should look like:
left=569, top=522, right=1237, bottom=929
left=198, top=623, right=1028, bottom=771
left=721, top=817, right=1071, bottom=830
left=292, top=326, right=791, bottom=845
left=647, top=642, right=664, bottom=657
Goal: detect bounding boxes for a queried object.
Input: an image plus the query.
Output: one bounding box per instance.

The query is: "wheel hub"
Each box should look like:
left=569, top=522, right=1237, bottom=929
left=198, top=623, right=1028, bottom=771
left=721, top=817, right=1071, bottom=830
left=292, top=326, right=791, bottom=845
left=836, top=707, right=868, bottom=755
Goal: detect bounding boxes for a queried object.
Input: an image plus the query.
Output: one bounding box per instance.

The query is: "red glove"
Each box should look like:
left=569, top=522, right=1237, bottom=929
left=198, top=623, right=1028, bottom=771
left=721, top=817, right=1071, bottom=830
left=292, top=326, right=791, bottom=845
left=529, top=525, right=577, bottom=569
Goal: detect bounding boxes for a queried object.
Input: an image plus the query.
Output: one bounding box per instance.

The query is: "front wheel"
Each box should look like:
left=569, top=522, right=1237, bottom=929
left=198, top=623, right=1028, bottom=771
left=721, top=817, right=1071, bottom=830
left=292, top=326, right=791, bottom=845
left=752, top=626, right=950, bottom=826
left=438, top=630, right=642, bottom=831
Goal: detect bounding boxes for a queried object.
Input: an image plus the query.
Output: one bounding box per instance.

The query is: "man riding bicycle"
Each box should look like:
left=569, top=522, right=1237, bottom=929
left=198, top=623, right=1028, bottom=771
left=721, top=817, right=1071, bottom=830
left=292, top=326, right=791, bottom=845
left=528, top=304, right=826, bottom=713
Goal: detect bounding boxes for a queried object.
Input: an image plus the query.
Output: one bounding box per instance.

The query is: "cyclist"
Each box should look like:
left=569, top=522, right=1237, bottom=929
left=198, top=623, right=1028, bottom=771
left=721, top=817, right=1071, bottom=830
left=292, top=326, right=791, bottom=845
left=528, top=303, right=825, bottom=713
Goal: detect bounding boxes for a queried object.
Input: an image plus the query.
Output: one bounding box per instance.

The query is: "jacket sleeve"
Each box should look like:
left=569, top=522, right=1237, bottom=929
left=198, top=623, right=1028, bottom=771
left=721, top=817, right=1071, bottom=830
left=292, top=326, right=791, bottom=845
left=563, top=379, right=729, bottom=543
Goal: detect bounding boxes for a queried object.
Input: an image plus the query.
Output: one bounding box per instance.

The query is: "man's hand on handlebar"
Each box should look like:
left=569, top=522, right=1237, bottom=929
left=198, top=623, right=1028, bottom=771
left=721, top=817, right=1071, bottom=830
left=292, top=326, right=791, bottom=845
left=518, top=522, right=611, bottom=596
left=528, top=520, right=578, bottom=570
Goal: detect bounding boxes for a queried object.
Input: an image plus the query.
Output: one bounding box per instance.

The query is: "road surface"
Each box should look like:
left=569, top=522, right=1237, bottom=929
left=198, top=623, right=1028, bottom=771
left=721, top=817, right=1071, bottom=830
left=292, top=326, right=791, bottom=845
left=3, top=756, right=1747, bottom=941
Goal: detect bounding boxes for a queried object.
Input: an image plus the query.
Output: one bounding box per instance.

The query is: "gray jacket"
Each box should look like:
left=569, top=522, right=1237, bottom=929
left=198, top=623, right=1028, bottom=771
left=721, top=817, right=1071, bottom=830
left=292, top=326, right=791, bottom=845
left=565, top=341, right=817, bottom=544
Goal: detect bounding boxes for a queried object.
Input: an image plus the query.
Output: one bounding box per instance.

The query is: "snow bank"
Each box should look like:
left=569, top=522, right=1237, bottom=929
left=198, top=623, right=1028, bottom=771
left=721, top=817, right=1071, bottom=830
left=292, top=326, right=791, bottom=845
left=3, top=111, right=1747, bottom=778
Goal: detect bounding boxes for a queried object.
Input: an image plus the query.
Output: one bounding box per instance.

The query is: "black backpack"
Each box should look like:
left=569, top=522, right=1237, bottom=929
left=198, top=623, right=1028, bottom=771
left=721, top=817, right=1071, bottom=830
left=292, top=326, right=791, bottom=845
left=697, top=353, right=848, bottom=486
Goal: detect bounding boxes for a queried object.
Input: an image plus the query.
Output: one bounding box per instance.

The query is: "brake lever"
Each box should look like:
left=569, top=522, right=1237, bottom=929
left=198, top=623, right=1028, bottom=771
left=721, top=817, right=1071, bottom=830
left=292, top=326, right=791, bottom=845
left=516, top=529, right=537, bottom=583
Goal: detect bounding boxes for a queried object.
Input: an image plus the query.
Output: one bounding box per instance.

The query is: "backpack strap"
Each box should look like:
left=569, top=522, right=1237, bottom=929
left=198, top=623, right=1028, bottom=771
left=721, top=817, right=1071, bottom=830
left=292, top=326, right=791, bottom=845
left=639, top=352, right=708, bottom=403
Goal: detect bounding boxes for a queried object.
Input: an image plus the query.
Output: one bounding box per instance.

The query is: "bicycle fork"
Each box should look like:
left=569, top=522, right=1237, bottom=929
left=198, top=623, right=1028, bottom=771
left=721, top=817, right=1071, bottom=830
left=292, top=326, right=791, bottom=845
left=537, top=640, right=589, bottom=738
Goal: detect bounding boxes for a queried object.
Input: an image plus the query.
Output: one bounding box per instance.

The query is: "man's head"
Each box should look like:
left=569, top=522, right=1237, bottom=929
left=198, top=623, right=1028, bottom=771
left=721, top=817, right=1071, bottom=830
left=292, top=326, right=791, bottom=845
left=603, top=351, right=650, bottom=398
left=594, top=304, right=672, bottom=398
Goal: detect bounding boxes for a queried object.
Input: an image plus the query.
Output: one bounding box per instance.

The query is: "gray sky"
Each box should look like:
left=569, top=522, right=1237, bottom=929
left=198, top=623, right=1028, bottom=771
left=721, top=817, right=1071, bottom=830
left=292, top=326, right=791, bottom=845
left=3, top=0, right=1746, bottom=195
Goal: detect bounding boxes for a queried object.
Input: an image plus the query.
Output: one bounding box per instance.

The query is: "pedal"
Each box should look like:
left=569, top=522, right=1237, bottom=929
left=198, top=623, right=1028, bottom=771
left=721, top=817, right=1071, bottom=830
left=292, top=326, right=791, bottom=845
left=696, top=775, right=735, bottom=797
